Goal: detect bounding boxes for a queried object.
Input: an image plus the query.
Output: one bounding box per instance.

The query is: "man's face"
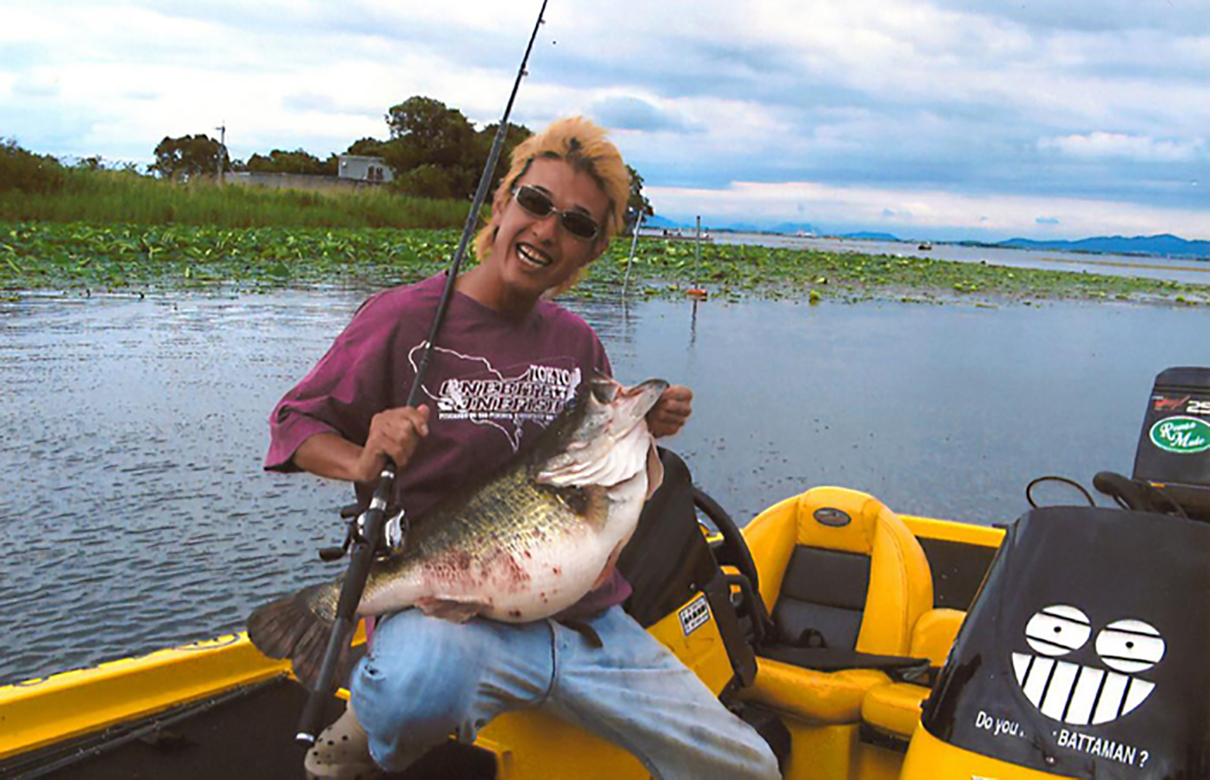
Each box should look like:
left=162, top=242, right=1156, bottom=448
left=486, top=157, right=610, bottom=301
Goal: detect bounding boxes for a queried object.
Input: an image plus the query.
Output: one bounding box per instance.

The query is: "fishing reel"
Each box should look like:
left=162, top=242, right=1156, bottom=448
left=318, top=502, right=408, bottom=562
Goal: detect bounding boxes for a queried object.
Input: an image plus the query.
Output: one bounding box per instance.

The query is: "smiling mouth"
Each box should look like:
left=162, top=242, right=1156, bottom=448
left=517, top=243, right=552, bottom=268
left=1012, top=652, right=1155, bottom=725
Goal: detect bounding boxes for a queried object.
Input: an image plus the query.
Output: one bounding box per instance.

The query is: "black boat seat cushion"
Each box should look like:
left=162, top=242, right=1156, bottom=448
left=772, top=546, right=871, bottom=650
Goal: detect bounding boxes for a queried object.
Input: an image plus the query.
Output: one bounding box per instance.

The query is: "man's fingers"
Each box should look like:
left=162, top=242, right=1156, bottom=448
left=657, top=401, right=691, bottom=419
left=657, top=386, right=693, bottom=419
left=398, top=405, right=431, bottom=437
left=363, top=405, right=432, bottom=474
left=646, top=385, right=693, bottom=439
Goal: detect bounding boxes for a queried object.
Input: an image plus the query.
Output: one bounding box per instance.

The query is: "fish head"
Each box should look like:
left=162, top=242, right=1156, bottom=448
left=534, top=376, right=668, bottom=489
left=573, top=376, right=669, bottom=448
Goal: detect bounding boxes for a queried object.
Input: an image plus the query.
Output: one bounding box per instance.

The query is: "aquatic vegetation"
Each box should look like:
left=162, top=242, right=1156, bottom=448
left=587, top=238, right=1210, bottom=307
left=2, top=222, right=1207, bottom=307
left=0, top=223, right=462, bottom=291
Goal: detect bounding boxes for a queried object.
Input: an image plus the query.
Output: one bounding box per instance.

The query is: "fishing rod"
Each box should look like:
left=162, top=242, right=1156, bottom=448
left=622, top=212, right=643, bottom=300
left=295, top=0, right=551, bottom=745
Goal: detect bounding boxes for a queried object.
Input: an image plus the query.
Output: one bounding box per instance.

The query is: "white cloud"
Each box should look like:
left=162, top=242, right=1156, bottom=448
left=1038, top=132, right=1206, bottom=163
left=2, top=0, right=1208, bottom=239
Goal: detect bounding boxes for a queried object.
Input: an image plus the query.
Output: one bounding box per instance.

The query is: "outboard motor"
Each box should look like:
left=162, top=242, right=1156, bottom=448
left=1131, top=367, right=1210, bottom=521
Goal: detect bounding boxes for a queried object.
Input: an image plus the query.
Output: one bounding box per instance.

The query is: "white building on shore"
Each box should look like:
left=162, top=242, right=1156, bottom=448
left=337, top=155, right=392, bottom=184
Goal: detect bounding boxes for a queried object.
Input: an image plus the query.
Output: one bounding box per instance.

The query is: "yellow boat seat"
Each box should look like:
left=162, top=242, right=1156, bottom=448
left=907, top=607, right=965, bottom=669
left=861, top=608, right=966, bottom=739
left=862, top=681, right=930, bottom=738
left=740, top=487, right=934, bottom=724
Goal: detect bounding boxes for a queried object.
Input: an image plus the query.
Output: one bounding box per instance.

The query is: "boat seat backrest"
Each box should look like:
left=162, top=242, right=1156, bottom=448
left=746, top=486, right=934, bottom=657
left=772, top=546, right=871, bottom=649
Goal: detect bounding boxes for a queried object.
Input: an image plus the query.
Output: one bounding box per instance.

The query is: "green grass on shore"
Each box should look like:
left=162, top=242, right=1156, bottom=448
left=0, top=169, right=469, bottom=230
left=3, top=221, right=1209, bottom=308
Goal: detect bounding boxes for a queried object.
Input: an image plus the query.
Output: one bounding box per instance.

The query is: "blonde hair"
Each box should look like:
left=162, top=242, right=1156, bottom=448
left=474, top=117, right=629, bottom=288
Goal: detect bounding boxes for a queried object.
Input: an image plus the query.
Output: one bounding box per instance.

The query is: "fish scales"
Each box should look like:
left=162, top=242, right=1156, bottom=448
left=247, top=377, right=667, bottom=690
left=361, top=472, right=610, bottom=620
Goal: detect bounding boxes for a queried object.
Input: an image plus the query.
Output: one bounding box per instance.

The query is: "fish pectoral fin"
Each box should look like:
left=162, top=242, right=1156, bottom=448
left=592, top=539, right=629, bottom=590
left=644, top=441, right=664, bottom=500
left=414, top=596, right=490, bottom=623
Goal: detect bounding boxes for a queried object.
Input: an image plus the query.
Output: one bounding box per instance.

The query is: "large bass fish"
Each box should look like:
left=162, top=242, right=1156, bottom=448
left=247, top=377, right=667, bottom=689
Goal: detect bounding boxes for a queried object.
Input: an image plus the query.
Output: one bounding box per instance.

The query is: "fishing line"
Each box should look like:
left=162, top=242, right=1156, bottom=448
left=295, top=0, right=551, bottom=745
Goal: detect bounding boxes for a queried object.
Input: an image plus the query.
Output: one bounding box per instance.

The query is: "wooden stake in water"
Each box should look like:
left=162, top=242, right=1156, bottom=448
left=686, top=216, right=708, bottom=299
left=622, top=212, right=643, bottom=300
left=694, top=215, right=702, bottom=287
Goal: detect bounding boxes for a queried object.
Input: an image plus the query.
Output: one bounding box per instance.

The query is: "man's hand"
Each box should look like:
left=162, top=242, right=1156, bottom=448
left=294, top=405, right=431, bottom=484
left=646, top=385, right=692, bottom=438
left=355, top=405, right=431, bottom=482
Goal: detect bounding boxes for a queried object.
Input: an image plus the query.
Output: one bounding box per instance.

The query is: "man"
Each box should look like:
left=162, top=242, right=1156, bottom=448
left=267, top=117, right=779, bottom=780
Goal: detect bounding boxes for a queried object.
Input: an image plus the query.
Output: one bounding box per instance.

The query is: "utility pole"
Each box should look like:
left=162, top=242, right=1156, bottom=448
left=215, top=122, right=227, bottom=185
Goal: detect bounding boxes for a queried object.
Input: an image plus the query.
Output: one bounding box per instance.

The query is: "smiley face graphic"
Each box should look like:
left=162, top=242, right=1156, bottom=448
left=1012, top=604, right=1165, bottom=726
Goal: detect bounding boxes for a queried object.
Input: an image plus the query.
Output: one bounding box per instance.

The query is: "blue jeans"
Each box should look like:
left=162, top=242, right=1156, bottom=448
left=350, top=606, right=780, bottom=780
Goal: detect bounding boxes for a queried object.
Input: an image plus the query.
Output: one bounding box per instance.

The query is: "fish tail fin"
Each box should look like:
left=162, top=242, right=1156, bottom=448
left=246, top=584, right=350, bottom=691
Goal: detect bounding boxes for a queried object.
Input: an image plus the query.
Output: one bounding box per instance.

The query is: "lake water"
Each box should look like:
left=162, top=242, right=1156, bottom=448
left=710, top=232, right=1210, bottom=287
left=2, top=289, right=1208, bottom=685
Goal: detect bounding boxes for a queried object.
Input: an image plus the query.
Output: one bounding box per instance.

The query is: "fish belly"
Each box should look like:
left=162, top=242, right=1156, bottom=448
left=354, top=522, right=610, bottom=622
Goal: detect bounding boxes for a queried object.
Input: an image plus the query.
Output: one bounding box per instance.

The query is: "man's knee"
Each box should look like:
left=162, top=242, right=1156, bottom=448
left=351, top=612, right=486, bottom=747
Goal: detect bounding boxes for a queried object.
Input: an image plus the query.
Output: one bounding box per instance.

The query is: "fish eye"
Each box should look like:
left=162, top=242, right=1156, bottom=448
left=1024, top=604, right=1091, bottom=657
left=1096, top=619, right=1165, bottom=673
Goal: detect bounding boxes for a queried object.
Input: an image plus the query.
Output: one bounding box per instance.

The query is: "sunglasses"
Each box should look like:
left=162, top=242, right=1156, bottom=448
left=512, top=185, right=601, bottom=241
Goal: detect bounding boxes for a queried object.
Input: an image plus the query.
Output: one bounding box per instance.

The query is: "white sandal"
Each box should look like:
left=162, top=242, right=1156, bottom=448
left=304, top=705, right=384, bottom=780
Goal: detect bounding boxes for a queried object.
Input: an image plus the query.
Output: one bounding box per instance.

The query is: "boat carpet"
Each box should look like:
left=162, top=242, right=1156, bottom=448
left=1, top=676, right=497, bottom=780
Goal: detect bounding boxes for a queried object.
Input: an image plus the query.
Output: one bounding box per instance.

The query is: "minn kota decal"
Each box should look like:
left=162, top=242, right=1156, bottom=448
left=1012, top=605, right=1166, bottom=726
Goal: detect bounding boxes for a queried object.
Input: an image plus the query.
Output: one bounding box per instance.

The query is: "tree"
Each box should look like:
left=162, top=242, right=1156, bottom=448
left=385, top=96, right=477, bottom=166
left=151, top=134, right=227, bottom=181
left=0, top=139, right=65, bottom=193
left=625, top=165, right=654, bottom=233
left=394, top=164, right=459, bottom=199
left=475, top=122, right=533, bottom=194
left=346, top=137, right=389, bottom=158
left=246, top=148, right=336, bottom=176
left=384, top=96, right=480, bottom=196
left=73, top=155, right=105, bottom=171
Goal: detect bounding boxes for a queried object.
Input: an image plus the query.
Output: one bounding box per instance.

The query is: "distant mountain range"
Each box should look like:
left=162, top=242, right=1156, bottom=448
left=838, top=231, right=900, bottom=241
left=995, top=234, right=1210, bottom=259
left=646, top=215, right=1210, bottom=260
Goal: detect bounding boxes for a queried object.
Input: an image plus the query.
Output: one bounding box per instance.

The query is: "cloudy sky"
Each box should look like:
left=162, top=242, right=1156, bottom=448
left=4, top=0, right=1208, bottom=240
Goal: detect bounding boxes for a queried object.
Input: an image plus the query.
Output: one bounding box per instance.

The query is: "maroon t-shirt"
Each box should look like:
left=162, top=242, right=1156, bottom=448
left=266, top=274, right=631, bottom=616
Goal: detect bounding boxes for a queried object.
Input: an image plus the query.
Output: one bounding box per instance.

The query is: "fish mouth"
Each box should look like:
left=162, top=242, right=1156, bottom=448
left=609, top=378, right=668, bottom=432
